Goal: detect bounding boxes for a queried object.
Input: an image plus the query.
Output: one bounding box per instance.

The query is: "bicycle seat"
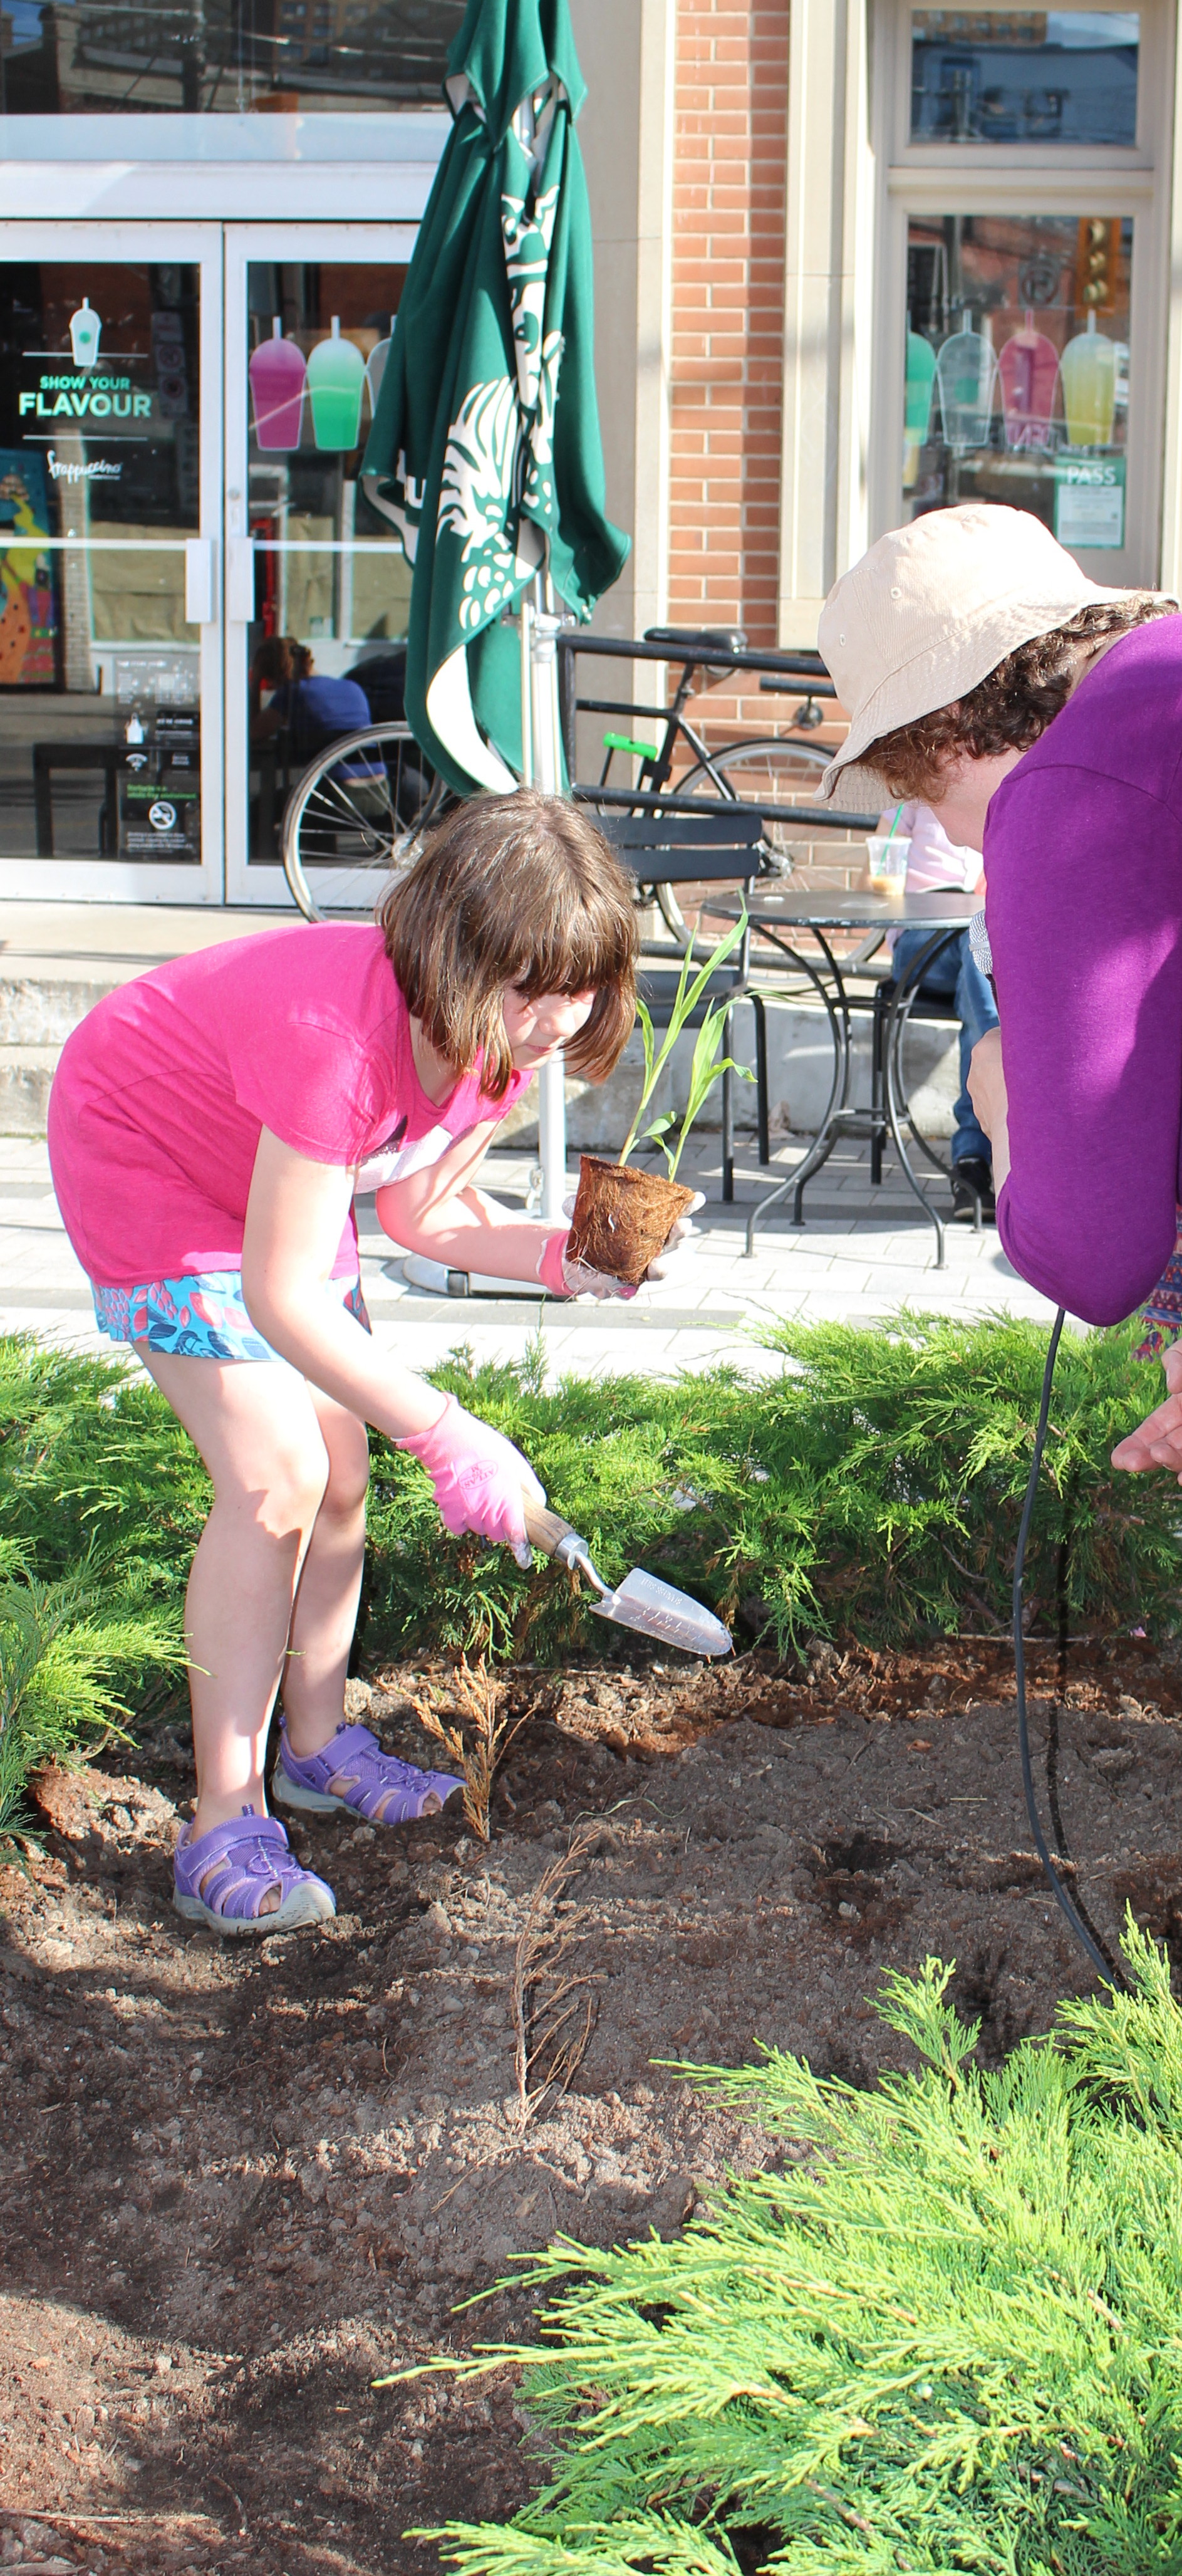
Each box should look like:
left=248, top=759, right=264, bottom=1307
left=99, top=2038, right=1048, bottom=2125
left=643, top=625, right=748, bottom=659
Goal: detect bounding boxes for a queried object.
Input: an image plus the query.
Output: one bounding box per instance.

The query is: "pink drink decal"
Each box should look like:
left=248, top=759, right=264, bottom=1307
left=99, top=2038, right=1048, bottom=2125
left=249, top=319, right=306, bottom=452
left=999, top=311, right=1059, bottom=452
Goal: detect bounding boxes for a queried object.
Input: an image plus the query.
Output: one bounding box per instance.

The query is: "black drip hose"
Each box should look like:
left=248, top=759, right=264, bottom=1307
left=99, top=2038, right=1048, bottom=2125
left=1014, top=1307, right=1114, bottom=1984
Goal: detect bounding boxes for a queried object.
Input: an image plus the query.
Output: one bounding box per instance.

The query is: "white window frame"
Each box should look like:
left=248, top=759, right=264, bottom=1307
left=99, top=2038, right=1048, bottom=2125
left=868, top=2, right=1173, bottom=585
left=0, top=217, right=226, bottom=903
left=222, top=221, right=418, bottom=909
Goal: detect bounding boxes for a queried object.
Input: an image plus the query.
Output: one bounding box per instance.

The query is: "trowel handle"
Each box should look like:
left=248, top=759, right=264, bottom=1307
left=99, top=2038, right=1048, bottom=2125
left=522, top=1496, right=581, bottom=1560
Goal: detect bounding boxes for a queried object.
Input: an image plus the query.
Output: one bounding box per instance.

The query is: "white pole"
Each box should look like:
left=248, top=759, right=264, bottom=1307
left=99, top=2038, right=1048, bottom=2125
left=527, top=573, right=569, bottom=1224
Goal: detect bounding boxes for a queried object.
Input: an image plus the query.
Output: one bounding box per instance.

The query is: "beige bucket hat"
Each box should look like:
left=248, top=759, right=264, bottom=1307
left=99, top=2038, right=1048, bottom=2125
left=818, top=503, right=1149, bottom=805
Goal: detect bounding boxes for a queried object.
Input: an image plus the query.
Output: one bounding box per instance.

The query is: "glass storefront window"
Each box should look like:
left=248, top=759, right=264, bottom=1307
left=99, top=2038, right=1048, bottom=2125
left=0, top=1, right=465, bottom=116
left=0, top=259, right=200, bottom=861
left=910, top=11, right=1139, bottom=145
left=246, top=258, right=414, bottom=864
left=903, top=213, right=1133, bottom=549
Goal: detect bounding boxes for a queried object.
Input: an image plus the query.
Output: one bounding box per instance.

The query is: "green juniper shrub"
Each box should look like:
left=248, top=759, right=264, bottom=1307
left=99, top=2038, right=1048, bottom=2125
left=0, top=1544, right=181, bottom=1842
left=0, top=1310, right=1176, bottom=1833
left=363, top=1311, right=1182, bottom=1662
left=410, top=1922, right=1182, bottom=2576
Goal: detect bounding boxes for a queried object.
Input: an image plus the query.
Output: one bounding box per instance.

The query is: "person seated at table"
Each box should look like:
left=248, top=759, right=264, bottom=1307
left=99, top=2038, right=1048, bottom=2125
left=251, top=635, right=372, bottom=759
left=877, top=800, right=998, bottom=1224
left=251, top=635, right=428, bottom=824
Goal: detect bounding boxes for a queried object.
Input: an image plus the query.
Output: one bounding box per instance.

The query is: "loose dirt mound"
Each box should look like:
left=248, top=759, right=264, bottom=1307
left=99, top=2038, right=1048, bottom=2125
left=3, top=1639, right=1181, bottom=2573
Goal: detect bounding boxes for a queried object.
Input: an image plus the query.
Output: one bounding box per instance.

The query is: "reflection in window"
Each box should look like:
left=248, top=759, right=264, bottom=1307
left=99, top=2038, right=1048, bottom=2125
left=910, top=11, right=1139, bottom=145
left=0, top=1, right=465, bottom=115
left=0, top=258, right=202, bottom=865
left=246, top=261, right=416, bottom=864
left=903, top=214, right=1132, bottom=551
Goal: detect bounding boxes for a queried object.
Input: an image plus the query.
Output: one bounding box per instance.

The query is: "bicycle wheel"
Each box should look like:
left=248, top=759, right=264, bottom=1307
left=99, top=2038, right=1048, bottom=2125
left=281, top=723, right=448, bottom=922
left=677, top=735, right=832, bottom=858
left=620, top=736, right=832, bottom=946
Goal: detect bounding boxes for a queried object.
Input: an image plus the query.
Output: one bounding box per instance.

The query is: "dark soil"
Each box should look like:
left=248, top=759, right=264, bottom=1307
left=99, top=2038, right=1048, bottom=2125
left=4, top=1632, right=1182, bottom=2575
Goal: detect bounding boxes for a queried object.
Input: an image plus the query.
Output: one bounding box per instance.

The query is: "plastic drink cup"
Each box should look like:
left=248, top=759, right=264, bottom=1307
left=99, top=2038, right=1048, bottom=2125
left=866, top=833, right=911, bottom=887
left=366, top=328, right=393, bottom=417
left=69, top=298, right=101, bottom=369
left=306, top=316, right=366, bottom=452
left=1060, top=312, right=1117, bottom=449
left=249, top=318, right=307, bottom=452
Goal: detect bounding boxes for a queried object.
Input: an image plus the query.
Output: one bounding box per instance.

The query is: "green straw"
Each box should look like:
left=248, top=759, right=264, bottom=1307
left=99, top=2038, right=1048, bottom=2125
left=885, top=800, right=905, bottom=841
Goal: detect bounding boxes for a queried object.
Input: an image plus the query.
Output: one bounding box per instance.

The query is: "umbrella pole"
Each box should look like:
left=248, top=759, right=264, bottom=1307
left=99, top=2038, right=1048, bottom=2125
left=525, top=571, right=569, bottom=1226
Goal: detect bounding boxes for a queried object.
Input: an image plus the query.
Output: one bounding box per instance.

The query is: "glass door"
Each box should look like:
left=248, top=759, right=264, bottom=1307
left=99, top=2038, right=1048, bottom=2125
left=0, top=222, right=224, bottom=900
left=223, top=222, right=418, bottom=906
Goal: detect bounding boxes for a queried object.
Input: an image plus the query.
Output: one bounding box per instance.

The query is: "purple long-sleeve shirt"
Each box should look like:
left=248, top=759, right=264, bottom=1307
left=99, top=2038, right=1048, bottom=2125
left=986, top=614, right=1182, bottom=1325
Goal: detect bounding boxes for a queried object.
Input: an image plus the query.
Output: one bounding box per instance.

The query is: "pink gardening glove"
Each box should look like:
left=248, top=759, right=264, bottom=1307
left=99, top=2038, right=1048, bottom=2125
left=398, top=1395, right=545, bottom=1567
left=536, top=1194, right=706, bottom=1300
left=536, top=1229, right=637, bottom=1302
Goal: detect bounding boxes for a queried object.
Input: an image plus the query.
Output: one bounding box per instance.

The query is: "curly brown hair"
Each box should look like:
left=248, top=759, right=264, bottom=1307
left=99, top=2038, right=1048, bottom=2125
left=861, top=596, right=1173, bottom=801
left=378, top=787, right=638, bottom=1103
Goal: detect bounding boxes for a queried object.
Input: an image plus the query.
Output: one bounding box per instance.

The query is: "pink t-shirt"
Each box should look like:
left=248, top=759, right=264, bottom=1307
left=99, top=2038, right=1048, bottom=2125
left=48, top=922, right=530, bottom=1286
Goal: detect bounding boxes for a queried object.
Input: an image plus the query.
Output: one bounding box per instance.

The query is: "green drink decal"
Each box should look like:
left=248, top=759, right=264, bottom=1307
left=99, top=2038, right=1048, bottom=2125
left=306, top=316, right=366, bottom=453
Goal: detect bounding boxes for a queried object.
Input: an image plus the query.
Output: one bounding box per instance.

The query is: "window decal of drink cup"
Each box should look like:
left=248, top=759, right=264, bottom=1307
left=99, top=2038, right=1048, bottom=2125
left=999, top=309, right=1059, bottom=452
left=249, top=318, right=307, bottom=452
left=306, top=317, right=366, bottom=452
left=1060, top=311, right=1117, bottom=450
left=366, top=321, right=393, bottom=420
left=903, top=321, right=936, bottom=488
left=935, top=311, right=998, bottom=452
left=68, top=298, right=101, bottom=370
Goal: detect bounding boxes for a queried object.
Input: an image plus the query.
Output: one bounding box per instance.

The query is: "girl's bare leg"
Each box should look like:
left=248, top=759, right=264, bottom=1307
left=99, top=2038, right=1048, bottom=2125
left=139, top=1349, right=338, bottom=1846
left=280, top=1386, right=370, bottom=1758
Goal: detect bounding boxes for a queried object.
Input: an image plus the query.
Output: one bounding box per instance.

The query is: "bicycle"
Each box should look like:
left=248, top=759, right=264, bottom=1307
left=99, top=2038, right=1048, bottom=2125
left=561, top=626, right=841, bottom=836
left=281, top=721, right=448, bottom=922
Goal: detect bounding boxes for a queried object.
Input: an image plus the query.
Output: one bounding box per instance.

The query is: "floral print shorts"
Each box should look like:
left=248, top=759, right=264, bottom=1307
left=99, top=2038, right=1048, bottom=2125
left=91, top=1270, right=370, bottom=1362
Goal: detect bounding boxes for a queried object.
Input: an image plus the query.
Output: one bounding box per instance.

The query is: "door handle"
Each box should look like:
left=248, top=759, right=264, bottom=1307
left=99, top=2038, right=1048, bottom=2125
left=227, top=535, right=256, bottom=623
left=184, top=536, right=215, bottom=625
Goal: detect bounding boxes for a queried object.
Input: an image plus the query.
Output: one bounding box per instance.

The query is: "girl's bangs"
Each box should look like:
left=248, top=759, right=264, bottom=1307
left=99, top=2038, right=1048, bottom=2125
left=506, top=908, right=635, bottom=999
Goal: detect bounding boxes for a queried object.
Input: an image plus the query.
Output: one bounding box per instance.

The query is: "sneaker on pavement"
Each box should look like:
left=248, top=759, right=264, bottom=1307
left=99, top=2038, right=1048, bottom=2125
left=950, top=1155, right=996, bottom=1225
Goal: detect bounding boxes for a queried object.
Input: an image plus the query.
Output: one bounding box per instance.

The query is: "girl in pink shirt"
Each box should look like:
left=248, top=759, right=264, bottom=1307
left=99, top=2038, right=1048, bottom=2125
left=49, top=791, right=643, bottom=1936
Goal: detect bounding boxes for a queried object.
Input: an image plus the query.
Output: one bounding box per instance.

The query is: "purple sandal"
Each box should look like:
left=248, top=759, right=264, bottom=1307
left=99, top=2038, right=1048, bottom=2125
left=273, top=1718, right=463, bottom=1827
left=174, top=1805, right=336, bottom=1937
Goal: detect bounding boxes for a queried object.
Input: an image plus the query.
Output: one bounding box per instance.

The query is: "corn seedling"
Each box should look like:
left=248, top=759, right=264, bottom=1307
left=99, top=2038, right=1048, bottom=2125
left=510, top=1824, right=600, bottom=2129
left=409, top=1654, right=537, bottom=1842
left=618, top=910, right=754, bottom=1176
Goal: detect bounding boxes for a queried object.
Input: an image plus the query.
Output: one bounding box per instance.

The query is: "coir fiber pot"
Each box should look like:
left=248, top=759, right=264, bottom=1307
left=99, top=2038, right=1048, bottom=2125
left=566, top=1155, right=697, bottom=1288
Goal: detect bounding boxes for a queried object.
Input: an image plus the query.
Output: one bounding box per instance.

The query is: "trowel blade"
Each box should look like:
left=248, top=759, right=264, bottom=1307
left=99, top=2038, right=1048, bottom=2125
left=591, top=1567, right=732, bottom=1659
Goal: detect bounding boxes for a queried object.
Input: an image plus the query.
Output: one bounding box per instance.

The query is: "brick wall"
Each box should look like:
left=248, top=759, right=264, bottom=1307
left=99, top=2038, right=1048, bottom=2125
left=670, top=0, right=786, bottom=677
left=667, top=0, right=859, bottom=881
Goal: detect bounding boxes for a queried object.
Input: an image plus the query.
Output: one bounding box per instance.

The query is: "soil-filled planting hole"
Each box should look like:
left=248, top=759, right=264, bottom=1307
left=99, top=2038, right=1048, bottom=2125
left=4, top=1637, right=1182, bottom=2571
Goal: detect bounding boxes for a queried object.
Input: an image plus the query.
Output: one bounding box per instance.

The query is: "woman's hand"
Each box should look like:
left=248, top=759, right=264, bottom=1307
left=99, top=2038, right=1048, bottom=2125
left=1111, top=1341, right=1182, bottom=1482
left=967, top=1028, right=1010, bottom=1190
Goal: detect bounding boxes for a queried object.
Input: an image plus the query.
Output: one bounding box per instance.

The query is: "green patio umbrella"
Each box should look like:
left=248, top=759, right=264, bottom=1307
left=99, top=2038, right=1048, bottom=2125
left=361, top=0, right=630, bottom=798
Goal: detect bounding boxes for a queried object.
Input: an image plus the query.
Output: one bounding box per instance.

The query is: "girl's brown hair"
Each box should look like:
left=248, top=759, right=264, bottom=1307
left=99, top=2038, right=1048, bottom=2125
left=861, top=595, right=1173, bottom=801
left=379, top=788, right=638, bottom=1101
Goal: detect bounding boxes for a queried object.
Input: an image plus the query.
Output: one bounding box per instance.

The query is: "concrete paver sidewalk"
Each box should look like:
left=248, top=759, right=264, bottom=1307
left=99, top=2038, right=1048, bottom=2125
left=0, top=1127, right=1059, bottom=1385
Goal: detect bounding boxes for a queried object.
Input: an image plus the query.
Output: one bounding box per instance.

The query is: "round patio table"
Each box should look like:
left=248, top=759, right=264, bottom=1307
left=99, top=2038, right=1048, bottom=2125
left=702, top=885, right=982, bottom=1268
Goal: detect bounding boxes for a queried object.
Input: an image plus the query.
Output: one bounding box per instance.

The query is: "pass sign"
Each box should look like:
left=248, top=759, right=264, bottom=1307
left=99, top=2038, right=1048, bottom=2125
left=1054, top=456, right=1126, bottom=551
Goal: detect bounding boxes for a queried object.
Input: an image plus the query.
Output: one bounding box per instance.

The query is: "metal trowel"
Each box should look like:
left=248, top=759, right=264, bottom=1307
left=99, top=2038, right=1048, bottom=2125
left=524, top=1499, right=732, bottom=1659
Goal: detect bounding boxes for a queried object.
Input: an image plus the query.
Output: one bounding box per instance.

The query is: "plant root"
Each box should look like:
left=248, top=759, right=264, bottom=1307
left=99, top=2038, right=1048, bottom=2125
left=409, top=1654, right=546, bottom=1843
left=511, top=1823, right=601, bottom=2130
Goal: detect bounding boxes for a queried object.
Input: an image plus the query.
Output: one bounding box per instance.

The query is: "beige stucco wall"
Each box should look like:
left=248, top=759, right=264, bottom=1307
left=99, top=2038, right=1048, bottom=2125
left=569, top=0, right=675, bottom=644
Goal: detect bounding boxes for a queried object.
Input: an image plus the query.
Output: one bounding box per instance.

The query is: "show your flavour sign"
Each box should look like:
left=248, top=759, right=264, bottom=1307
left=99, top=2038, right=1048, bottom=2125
left=13, top=301, right=158, bottom=446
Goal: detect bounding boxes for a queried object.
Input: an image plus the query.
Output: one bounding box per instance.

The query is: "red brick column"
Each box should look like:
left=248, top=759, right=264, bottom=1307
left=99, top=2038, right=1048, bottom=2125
left=667, top=1, right=856, bottom=879
left=670, top=0, right=787, bottom=694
